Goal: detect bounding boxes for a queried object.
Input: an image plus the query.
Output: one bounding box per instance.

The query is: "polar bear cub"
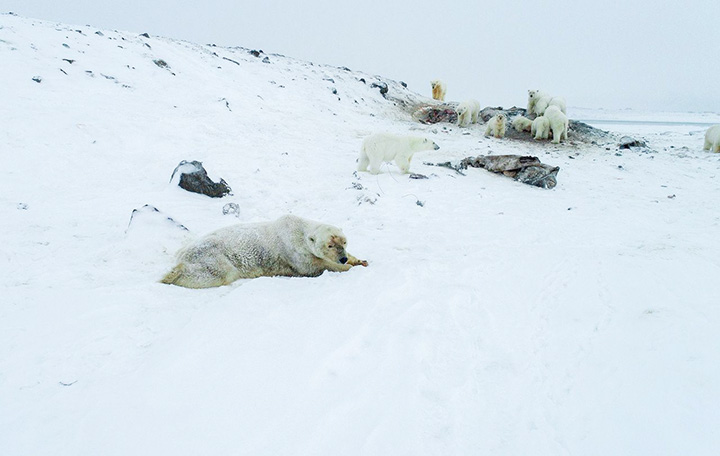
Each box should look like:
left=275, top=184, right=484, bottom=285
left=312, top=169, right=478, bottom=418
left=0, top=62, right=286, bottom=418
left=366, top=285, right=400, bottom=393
left=512, top=116, right=533, bottom=132
left=531, top=116, right=550, bottom=140
left=544, top=106, right=569, bottom=143
left=704, top=125, right=720, bottom=153
left=457, top=99, right=481, bottom=127
left=485, top=113, right=507, bottom=138
left=160, top=215, right=368, bottom=288
left=431, top=79, right=446, bottom=101
left=359, top=133, right=439, bottom=174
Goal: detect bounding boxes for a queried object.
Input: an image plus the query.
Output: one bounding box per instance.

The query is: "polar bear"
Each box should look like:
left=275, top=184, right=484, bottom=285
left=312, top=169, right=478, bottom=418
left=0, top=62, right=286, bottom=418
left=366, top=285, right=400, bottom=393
left=457, top=99, right=481, bottom=127
left=160, top=215, right=368, bottom=288
left=485, top=113, right=506, bottom=138
left=512, top=115, right=533, bottom=132
left=548, top=96, right=567, bottom=114
left=531, top=116, right=550, bottom=140
left=431, top=79, right=446, bottom=101
left=358, top=132, right=439, bottom=174
left=704, top=125, right=720, bottom=153
left=528, top=90, right=567, bottom=116
left=544, top=105, right=569, bottom=143
left=527, top=90, right=548, bottom=116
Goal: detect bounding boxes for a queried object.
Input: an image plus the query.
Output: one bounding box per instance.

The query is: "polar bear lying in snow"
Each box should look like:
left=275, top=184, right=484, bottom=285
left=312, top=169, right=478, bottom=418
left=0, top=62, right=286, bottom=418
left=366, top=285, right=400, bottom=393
left=704, top=125, right=720, bottom=153
left=358, top=132, right=439, bottom=174
left=161, top=215, right=368, bottom=288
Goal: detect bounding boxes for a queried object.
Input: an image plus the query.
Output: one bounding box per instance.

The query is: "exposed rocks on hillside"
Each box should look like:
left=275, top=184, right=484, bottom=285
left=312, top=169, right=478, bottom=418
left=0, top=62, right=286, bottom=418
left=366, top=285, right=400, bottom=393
left=170, top=160, right=232, bottom=198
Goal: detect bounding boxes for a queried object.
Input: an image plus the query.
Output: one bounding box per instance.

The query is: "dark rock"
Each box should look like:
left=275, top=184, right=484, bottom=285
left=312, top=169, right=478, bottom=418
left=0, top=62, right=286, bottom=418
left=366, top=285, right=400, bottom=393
left=170, top=160, right=232, bottom=198
left=409, top=173, right=429, bottom=179
left=370, top=81, right=388, bottom=97
left=95, top=31, right=104, bottom=36
left=400, top=81, right=407, bottom=88
left=62, top=58, right=75, bottom=64
left=139, top=32, right=150, bottom=38
left=153, top=59, right=169, bottom=68
left=262, top=56, right=270, bottom=63
left=249, top=49, right=262, bottom=57
left=359, top=78, right=366, bottom=84
left=31, top=76, right=42, bottom=83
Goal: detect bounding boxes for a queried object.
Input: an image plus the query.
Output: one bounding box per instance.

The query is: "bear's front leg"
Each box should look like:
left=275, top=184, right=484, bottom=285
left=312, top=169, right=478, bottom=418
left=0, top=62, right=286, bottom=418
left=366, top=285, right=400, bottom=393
left=346, top=254, right=368, bottom=267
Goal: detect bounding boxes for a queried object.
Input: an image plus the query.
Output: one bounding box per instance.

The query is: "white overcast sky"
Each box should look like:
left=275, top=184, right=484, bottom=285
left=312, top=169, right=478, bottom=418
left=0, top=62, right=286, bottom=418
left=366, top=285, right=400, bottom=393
left=5, top=0, right=720, bottom=112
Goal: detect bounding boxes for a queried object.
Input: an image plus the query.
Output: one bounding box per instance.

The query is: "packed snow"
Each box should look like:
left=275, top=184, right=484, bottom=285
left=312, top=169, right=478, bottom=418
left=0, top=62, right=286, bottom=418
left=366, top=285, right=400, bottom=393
left=2, top=13, right=720, bottom=456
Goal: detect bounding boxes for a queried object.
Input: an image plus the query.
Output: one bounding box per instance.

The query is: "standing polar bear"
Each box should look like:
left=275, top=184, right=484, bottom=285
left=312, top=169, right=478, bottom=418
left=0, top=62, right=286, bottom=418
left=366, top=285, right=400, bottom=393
left=544, top=106, right=569, bottom=143
left=531, top=116, right=551, bottom=140
left=485, top=113, right=507, bottom=138
left=358, top=132, right=439, bottom=174
left=161, top=215, right=368, bottom=288
left=457, top=99, right=481, bottom=127
left=431, top=79, right=446, bottom=101
left=704, top=125, right=720, bottom=153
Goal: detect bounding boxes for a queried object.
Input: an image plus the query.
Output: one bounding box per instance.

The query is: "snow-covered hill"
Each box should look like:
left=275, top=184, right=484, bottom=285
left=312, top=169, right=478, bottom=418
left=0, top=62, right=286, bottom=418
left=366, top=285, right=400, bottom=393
left=2, top=13, right=720, bottom=456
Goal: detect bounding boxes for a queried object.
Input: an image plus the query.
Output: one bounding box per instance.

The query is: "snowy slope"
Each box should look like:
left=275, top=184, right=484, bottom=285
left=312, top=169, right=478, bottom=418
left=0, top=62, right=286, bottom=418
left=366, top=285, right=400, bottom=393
left=2, top=14, right=720, bottom=456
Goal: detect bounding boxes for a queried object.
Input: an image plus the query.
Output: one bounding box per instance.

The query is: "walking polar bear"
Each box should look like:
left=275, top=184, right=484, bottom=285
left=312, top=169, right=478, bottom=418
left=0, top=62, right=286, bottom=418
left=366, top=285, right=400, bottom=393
left=430, top=79, right=446, bottom=101
left=527, top=90, right=567, bottom=116
left=485, top=113, right=507, bottom=138
left=358, top=132, right=439, bottom=174
left=161, top=215, right=368, bottom=288
left=457, top=99, right=481, bottom=127
left=704, top=125, right=720, bottom=153
left=544, top=106, right=569, bottom=143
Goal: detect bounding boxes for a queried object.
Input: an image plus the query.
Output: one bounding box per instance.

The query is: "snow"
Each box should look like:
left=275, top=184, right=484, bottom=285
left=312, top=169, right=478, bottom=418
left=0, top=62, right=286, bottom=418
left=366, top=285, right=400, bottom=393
left=2, top=13, right=720, bottom=456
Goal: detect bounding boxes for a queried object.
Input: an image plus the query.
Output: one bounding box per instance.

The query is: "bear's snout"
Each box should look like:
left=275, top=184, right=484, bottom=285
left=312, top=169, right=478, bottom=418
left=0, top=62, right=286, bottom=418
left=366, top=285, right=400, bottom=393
left=339, top=256, right=348, bottom=264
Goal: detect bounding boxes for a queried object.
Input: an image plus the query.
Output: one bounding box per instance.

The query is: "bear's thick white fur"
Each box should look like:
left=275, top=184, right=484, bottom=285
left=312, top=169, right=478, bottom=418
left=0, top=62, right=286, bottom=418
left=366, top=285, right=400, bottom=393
left=527, top=90, right=548, bottom=116
left=528, top=90, right=567, bottom=116
left=457, top=99, right=481, bottom=127
left=704, top=125, right=720, bottom=153
left=431, top=79, right=446, bottom=101
left=358, top=133, right=439, bottom=174
left=544, top=106, right=569, bottom=144
left=548, top=96, right=567, bottom=114
left=485, top=114, right=506, bottom=138
left=161, top=215, right=368, bottom=288
left=512, top=116, right=533, bottom=132
left=531, top=116, right=550, bottom=140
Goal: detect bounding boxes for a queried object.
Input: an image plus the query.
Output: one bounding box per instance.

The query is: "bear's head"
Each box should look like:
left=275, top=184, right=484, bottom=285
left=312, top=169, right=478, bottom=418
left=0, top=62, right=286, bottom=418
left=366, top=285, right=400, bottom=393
left=528, top=90, right=540, bottom=100
left=419, top=137, right=440, bottom=151
left=307, top=225, right=349, bottom=264
left=496, top=113, right=506, bottom=122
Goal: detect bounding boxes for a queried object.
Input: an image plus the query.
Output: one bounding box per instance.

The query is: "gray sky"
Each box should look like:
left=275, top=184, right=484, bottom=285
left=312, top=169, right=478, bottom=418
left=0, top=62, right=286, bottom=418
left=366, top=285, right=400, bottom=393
left=6, top=0, right=720, bottom=112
